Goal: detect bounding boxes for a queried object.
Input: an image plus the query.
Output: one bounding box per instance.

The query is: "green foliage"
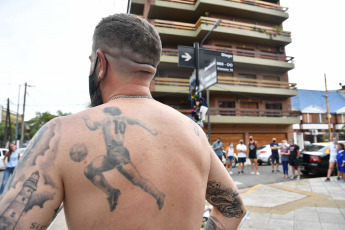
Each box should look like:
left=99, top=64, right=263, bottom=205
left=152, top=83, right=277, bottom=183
left=342, top=124, right=345, bottom=135
left=27, top=110, right=71, bottom=139
left=205, top=11, right=209, bottom=17
left=0, top=122, right=19, bottom=143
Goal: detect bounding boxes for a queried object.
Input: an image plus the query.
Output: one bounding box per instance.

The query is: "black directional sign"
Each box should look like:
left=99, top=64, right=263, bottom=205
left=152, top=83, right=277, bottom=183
left=190, top=57, right=218, bottom=92
left=178, top=46, right=195, bottom=68
left=200, top=49, right=234, bottom=73
left=178, top=45, right=234, bottom=72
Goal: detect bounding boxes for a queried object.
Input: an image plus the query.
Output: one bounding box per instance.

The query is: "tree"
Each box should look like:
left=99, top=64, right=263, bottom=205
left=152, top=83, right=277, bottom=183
left=27, top=110, right=71, bottom=139
left=0, top=122, right=20, bottom=146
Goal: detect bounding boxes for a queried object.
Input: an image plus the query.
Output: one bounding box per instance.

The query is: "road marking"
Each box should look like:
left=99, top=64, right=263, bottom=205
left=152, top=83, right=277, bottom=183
left=234, top=181, right=243, bottom=185
left=240, top=184, right=262, bottom=195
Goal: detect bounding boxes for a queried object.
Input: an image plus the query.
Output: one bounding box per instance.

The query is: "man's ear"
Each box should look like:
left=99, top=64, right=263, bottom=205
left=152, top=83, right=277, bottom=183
left=96, top=50, right=107, bottom=80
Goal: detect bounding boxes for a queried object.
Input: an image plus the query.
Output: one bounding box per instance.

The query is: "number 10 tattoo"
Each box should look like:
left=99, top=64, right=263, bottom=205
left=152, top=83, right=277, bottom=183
left=75, top=107, right=165, bottom=212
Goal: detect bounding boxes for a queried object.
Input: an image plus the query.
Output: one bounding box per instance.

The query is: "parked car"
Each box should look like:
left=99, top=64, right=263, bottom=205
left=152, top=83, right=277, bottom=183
left=298, top=141, right=345, bottom=176
left=0, top=148, right=8, bottom=170
left=17, top=148, right=27, bottom=158
left=257, top=144, right=282, bottom=165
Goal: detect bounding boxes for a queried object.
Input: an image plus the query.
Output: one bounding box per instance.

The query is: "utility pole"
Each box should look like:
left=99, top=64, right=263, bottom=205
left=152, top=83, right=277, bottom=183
left=15, top=84, right=21, bottom=144
left=324, top=74, right=332, bottom=141
left=2, top=98, right=12, bottom=147
left=20, top=82, right=27, bottom=147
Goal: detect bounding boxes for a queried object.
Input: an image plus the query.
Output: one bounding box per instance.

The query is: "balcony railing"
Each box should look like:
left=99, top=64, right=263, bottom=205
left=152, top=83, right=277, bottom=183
left=176, top=108, right=299, bottom=117
left=154, top=76, right=297, bottom=89
left=162, top=46, right=294, bottom=63
left=159, top=0, right=288, bottom=12
left=154, top=17, right=291, bottom=37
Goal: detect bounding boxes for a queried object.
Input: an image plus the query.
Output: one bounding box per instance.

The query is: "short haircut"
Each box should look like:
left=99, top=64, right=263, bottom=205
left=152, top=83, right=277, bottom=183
left=92, top=14, right=162, bottom=67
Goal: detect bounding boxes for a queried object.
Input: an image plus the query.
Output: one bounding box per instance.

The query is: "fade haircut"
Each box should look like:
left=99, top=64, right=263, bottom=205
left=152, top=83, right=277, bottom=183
left=92, top=14, right=162, bottom=68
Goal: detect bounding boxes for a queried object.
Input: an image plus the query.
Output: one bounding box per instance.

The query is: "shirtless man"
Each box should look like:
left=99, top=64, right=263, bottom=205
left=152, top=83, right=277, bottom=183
left=0, top=14, right=245, bottom=230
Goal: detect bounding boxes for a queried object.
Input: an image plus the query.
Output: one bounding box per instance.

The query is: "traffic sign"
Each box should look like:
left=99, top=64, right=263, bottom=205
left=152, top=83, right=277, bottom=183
left=178, top=45, right=234, bottom=72
left=190, top=57, right=218, bottom=92
left=178, top=46, right=195, bottom=68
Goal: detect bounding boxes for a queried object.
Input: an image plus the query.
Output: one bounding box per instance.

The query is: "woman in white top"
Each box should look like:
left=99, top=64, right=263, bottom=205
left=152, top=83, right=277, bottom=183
left=225, top=142, right=234, bottom=174
left=0, top=143, right=20, bottom=195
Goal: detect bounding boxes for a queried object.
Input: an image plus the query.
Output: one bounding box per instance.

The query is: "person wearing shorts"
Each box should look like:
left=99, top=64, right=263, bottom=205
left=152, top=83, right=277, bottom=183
left=225, top=142, right=234, bottom=174
left=336, top=143, right=345, bottom=183
left=270, top=138, right=280, bottom=173
left=248, top=136, right=259, bottom=175
left=236, top=139, right=247, bottom=174
left=325, top=137, right=338, bottom=182
left=288, top=138, right=300, bottom=180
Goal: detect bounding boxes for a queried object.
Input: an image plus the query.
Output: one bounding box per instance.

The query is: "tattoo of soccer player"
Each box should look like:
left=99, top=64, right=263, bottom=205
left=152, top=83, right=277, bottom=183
left=80, top=106, right=165, bottom=212
left=205, top=216, right=226, bottom=230
left=206, top=180, right=244, bottom=218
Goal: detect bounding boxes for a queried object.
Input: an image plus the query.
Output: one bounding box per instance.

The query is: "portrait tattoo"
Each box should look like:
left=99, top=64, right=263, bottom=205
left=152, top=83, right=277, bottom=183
left=80, top=106, right=165, bottom=212
left=206, top=180, right=244, bottom=218
left=205, top=216, right=225, bottom=230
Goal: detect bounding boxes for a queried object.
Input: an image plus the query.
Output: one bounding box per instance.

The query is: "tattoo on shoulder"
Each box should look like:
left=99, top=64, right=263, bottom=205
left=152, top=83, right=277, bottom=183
left=206, top=180, right=244, bottom=218
left=190, top=120, right=199, bottom=136
left=0, top=171, right=54, bottom=230
left=205, top=216, right=226, bottom=230
left=75, top=106, right=165, bottom=212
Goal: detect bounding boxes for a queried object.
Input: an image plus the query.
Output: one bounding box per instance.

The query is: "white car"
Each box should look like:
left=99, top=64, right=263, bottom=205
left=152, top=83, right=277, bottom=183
left=257, top=144, right=282, bottom=165
left=0, top=148, right=8, bottom=170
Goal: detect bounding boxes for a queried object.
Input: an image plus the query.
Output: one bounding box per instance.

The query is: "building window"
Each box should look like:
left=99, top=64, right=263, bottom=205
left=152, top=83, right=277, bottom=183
left=238, top=74, right=256, bottom=87
left=218, top=101, right=235, bottom=116
left=265, top=103, right=282, bottom=117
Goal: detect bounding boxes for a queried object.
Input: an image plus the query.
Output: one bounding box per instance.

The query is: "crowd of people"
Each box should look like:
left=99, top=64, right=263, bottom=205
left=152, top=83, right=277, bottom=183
left=212, top=136, right=345, bottom=181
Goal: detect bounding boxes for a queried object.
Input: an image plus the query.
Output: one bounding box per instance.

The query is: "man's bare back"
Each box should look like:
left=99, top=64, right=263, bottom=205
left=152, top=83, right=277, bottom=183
left=0, top=13, right=245, bottom=230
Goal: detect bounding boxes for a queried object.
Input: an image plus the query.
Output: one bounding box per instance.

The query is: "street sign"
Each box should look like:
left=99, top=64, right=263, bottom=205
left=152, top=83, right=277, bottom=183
left=178, top=46, right=195, bottom=68
left=200, top=49, right=234, bottom=73
left=190, top=57, right=218, bottom=92
left=178, top=45, right=234, bottom=72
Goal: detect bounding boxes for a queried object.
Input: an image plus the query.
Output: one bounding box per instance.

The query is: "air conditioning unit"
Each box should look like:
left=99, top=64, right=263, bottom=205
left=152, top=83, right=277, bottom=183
left=311, top=129, right=318, bottom=135
left=278, top=46, right=285, bottom=53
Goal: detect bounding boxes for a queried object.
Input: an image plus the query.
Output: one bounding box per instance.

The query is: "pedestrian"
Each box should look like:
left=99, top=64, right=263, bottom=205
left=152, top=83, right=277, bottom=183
left=248, top=136, right=259, bottom=175
left=280, top=140, right=290, bottom=178
left=236, top=139, right=247, bottom=174
left=336, top=143, right=345, bottom=183
left=212, top=137, right=224, bottom=162
left=325, top=137, right=338, bottom=182
left=0, top=143, right=20, bottom=196
left=0, top=14, right=245, bottom=229
left=288, top=138, right=301, bottom=180
left=270, top=137, right=280, bottom=172
left=226, top=142, right=235, bottom=174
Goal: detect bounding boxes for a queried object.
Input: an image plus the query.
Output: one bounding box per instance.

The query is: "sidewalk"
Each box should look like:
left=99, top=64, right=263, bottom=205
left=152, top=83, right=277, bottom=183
left=48, top=176, right=345, bottom=230
left=238, top=176, right=345, bottom=230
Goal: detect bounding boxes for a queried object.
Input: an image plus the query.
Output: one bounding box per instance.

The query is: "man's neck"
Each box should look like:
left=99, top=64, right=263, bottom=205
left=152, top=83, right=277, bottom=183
left=103, top=84, right=152, bottom=103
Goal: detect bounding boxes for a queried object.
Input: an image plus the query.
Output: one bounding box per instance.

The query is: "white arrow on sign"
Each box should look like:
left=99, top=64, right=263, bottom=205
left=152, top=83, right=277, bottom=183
left=181, top=52, right=192, bottom=62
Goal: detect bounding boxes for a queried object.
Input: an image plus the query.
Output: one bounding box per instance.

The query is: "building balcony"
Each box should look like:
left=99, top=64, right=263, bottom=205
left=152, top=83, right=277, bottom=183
left=177, top=107, right=300, bottom=124
left=145, top=0, right=288, bottom=24
left=151, top=75, right=297, bottom=97
left=160, top=45, right=294, bottom=73
left=153, top=17, right=291, bottom=46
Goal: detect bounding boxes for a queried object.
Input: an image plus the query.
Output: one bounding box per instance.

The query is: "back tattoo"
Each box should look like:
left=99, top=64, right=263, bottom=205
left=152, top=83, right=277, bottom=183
left=75, top=106, right=165, bottom=212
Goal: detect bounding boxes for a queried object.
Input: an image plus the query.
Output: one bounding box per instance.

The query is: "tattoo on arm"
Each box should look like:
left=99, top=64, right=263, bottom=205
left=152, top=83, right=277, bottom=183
left=206, top=180, right=244, bottom=218
left=205, top=216, right=226, bottom=230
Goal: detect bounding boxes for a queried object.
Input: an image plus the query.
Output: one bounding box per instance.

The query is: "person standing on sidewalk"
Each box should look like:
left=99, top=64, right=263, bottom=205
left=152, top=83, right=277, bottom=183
left=288, top=138, right=301, bottom=180
left=236, top=139, right=247, bottom=174
left=325, top=137, right=338, bottom=182
left=280, top=140, right=290, bottom=178
left=226, top=142, right=235, bottom=175
left=248, top=136, right=259, bottom=175
left=0, top=14, right=246, bottom=229
left=212, top=137, right=224, bottom=162
left=270, top=138, right=280, bottom=172
left=0, top=143, right=20, bottom=196
left=336, top=143, right=345, bottom=183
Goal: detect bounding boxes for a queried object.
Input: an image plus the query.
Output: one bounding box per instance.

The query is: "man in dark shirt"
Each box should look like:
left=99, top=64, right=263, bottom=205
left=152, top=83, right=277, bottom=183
left=270, top=138, right=280, bottom=172
left=288, top=138, right=301, bottom=180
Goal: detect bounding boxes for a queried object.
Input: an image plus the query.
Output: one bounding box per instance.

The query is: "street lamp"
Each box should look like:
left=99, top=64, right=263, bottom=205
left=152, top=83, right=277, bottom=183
left=200, top=19, right=221, bottom=143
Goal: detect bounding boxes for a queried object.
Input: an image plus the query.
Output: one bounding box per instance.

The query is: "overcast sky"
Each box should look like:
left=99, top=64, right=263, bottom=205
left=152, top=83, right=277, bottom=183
left=0, top=0, right=344, bottom=120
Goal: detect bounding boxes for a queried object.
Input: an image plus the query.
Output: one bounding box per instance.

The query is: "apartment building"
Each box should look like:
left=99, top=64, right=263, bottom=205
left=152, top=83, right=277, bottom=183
left=130, top=0, right=299, bottom=145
